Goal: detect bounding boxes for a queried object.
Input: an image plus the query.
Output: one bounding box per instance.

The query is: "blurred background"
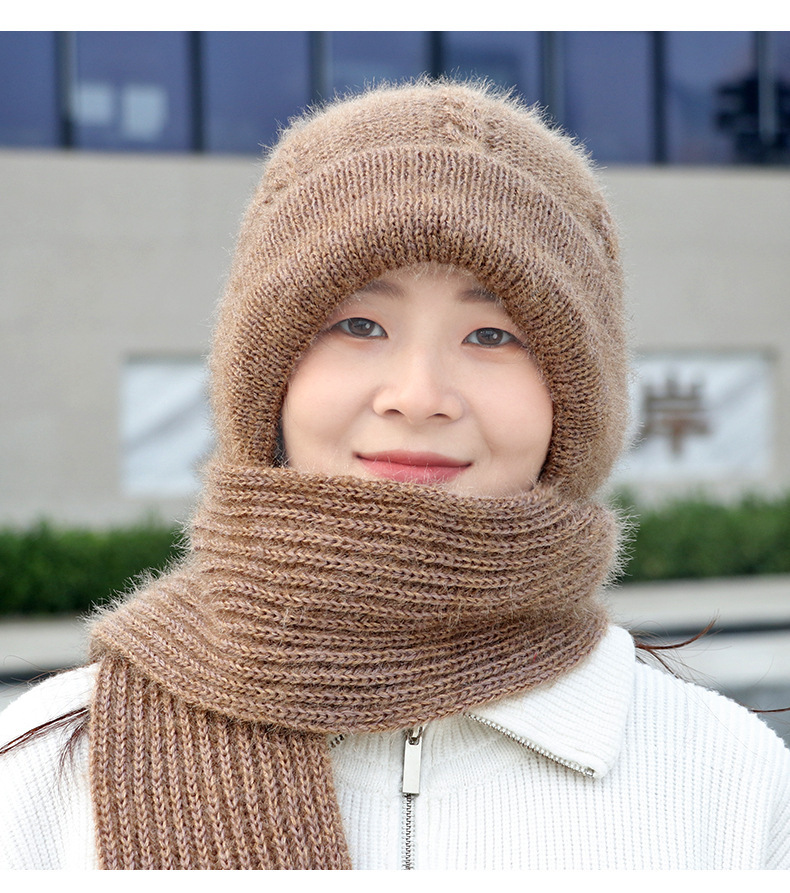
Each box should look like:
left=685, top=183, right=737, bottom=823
left=1, top=30, right=789, bottom=739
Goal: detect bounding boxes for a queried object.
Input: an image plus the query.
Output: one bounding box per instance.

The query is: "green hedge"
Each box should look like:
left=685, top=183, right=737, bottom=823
left=617, top=492, right=790, bottom=583
left=0, top=522, right=185, bottom=616
left=1, top=493, right=789, bottom=615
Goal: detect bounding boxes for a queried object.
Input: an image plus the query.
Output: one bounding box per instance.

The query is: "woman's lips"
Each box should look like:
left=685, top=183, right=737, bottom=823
left=356, top=451, right=471, bottom=484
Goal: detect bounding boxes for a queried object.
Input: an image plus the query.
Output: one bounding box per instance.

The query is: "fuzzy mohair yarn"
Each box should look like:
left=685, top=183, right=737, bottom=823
left=89, top=80, right=627, bottom=870
left=212, top=79, right=627, bottom=499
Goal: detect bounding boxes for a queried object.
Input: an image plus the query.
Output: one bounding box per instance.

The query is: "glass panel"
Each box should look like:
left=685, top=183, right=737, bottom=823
left=774, top=31, right=790, bottom=80
left=203, top=31, right=311, bottom=153
left=70, top=31, right=192, bottom=151
left=665, top=31, right=754, bottom=163
left=122, top=358, right=212, bottom=496
left=0, top=31, right=59, bottom=147
left=768, top=32, right=790, bottom=163
left=563, top=31, right=653, bottom=164
left=443, top=32, right=540, bottom=101
left=329, top=32, right=429, bottom=93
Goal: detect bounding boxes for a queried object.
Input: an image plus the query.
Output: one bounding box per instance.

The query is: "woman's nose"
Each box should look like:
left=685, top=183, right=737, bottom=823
left=370, top=346, right=464, bottom=424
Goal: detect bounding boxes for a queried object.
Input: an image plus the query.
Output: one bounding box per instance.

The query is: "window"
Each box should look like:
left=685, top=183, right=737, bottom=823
left=68, top=31, right=193, bottom=151
left=203, top=32, right=311, bottom=153
left=443, top=32, right=541, bottom=102
left=563, top=31, right=654, bottom=163
left=665, top=31, right=754, bottom=164
left=121, top=358, right=212, bottom=496
left=1, top=31, right=788, bottom=166
left=328, top=32, right=430, bottom=94
left=0, top=32, right=59, bottom=147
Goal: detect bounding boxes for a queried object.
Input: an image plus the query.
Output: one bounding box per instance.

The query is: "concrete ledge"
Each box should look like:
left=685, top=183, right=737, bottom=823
left=607, top=575, right=790, bottom=688
left=0, top=614, right=88, bottom=682
left=607, top=574, right=790, bottom=634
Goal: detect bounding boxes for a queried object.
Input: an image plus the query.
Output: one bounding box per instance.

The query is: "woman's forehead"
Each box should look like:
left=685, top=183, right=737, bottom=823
left=347, top=263, right=502, bottom=307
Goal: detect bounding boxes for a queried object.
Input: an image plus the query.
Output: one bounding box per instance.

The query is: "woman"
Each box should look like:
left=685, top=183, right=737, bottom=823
left=2, top=80, right=789, bottom=870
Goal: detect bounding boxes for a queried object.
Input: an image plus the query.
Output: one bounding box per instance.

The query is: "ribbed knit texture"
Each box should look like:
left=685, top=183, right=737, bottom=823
left=92, top=467, right=614, bottom=728
left=90, top=657, right=349, bottom=870
left=89, top=467, right=615, bottom=868
left=87, top=81, right=628, bottom=870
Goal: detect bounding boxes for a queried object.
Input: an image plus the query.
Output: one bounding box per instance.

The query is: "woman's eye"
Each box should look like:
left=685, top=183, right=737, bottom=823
left=336, top=318, right=386, bottom=338
left=465, top=327, right=518, bottom=347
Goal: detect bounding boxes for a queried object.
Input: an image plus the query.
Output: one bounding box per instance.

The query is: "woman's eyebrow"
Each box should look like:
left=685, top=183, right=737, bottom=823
left=351, top=279, right=403, bottom=298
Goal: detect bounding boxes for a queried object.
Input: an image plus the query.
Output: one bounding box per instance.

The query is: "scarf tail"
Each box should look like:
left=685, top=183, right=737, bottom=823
left=90, top=657, right=352, bottom=870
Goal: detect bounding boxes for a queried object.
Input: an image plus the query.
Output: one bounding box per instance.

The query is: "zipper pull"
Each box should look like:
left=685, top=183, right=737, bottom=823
left=402, top=725, right=424, bottom=795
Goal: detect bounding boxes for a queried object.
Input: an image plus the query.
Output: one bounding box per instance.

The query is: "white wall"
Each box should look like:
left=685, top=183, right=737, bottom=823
left=604, top=168, right=790, bottom=502
left=1, top=150, right=258, bottom=526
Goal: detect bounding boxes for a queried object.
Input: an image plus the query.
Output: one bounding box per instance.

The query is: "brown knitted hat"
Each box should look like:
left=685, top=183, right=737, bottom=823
left=211, top=79, right=628, bottom=500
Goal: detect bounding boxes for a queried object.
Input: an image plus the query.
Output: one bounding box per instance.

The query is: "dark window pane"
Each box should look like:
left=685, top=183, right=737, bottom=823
left=0, top=32, right=59, bottom=147
left=768, top=32, right=790, bottom=163
left=204, top=32, right=311, bottom=153
left=329, top=32, right=429, bottom=93
left=70, top=31, right=192, bottom=151
left=774, top=31, right=790, bottom=81
left=564, top=31, right=653, bottom=164
left=666, top=31, right=754, bottom=163
left=443, top=32, right=540, bottom=101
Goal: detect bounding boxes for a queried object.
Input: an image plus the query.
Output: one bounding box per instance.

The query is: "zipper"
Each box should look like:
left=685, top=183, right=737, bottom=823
left=467, top=713, right=595, bottom=777
left=401, top=725, right=424, bottom=870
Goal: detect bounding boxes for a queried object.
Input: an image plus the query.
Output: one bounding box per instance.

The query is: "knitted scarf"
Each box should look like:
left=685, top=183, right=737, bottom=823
left=89, top=464, right=617, bottom=869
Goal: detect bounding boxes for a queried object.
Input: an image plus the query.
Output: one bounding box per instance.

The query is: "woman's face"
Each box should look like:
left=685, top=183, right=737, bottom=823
left=281, top=264, right=553, bottom=498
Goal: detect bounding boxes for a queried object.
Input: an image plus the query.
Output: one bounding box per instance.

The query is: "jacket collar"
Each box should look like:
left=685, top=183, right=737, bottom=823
left=465, top=625, right=634, bottom=778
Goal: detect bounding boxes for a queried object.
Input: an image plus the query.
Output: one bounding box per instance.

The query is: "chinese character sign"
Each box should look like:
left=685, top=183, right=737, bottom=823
left=615, top=352, right=771, bottom=482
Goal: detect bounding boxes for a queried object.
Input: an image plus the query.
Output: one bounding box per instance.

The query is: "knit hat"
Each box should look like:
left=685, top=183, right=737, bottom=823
left=212, top=79, right=627, bottom=499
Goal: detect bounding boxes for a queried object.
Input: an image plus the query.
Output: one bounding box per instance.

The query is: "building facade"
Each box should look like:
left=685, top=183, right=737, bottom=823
left=2, top=31, right=789, bottom=526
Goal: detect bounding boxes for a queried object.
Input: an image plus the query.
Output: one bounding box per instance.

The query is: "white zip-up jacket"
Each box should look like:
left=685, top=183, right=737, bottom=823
left=2, top=626, right=790, bottom=870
